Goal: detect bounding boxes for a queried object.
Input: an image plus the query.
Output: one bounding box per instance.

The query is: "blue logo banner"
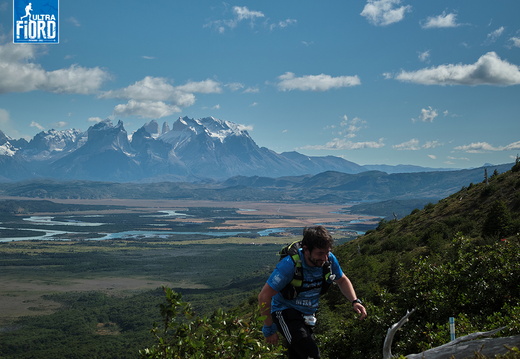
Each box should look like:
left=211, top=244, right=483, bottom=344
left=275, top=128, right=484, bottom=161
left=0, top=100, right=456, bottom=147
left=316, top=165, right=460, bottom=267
left=13, top=0, right=59, bottom=43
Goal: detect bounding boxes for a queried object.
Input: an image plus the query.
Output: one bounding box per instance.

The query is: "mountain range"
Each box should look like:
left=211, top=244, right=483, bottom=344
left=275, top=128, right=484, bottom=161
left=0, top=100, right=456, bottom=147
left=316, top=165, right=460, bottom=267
left=1, top=116, right=454, bottom=182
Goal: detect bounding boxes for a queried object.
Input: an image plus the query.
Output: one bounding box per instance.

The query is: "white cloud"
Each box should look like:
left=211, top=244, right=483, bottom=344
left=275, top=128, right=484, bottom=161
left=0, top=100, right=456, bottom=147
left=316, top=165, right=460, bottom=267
left=412, top=106, right=438, bottom=122
left=206, top=6, right=295, bottom=33
left=243, top=87, right=260, bottom=93
left=338, top=115, right=367, bottom=138
left=67, top=17, right=81, bottom=27
left=237, top=124, right=254, bottom=132
left=176, top=79, right=222, bottom=94
left=448, top=156, right=470, bottom=161
left=421, top=12, right=459, bottom=29
left=484, top=26, right=505, bottom=45
left=113, top=100, right=181, bottom=119
left=418, top=50, right=431, bottom=62
left=0, top=42, right=110, bottom=95
left=102, top=76, right=191, bottom=105
left=454, top=141, right=520, bottom=153
left=270, top=19, right=297, bottom=31
left=428, top=154, right=437, bottom=160
left=277, top=72, right=361, bottom=91
left=102, top=76, right=224, bottom=119
left=53, top=121, right=68, bottom=128
left=88, top=117, right=103, bottom=123
left=509, top=37, right=520, bottom=48
left=393, top=52, right=520, bottom=86
left=205, top=6, right=265, bottom=33
left=233, top=6, right=264, bottom=22
left=393, top=139, right=442, bottom=150
left=0, top=109, right=17, bottom=137
left=360, top=0, right=411, bottom=26
left=393, top=138, right=420, bottom=150
left=30, top=121, right=45, bottom=131
left=423, top=141, right=442, bottom=149
left=226, top=82, right=244, bottom=92
left=301, top=138, right=385, bottom=151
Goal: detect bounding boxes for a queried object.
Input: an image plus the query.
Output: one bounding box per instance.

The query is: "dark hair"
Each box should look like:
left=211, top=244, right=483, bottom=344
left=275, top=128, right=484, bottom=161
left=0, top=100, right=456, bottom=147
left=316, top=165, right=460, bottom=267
left=302, top=226, right=333, bottom=252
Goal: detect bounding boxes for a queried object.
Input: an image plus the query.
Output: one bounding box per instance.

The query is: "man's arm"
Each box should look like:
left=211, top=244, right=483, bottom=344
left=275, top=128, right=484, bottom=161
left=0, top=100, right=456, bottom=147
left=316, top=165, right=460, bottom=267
left=258, top=283, right=279, bottom=344
left=335, top=274, right=367, bottom=320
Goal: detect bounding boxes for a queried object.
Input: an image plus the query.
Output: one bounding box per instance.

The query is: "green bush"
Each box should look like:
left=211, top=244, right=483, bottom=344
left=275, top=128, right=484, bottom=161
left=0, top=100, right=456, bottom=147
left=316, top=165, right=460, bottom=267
left=140, top=287, right=282, bottom=359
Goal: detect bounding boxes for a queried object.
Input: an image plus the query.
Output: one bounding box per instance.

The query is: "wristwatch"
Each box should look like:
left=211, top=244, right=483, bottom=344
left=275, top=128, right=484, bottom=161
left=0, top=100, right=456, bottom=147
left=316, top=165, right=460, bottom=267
left=352, top=298, right=363, bottom=305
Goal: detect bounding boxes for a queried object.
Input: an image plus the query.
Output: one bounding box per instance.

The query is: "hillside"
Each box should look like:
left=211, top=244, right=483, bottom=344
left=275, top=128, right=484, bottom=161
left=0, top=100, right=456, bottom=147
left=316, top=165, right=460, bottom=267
left=318, top=161, right=520, bottom=358
left=138, top=162, right=520, bottom=359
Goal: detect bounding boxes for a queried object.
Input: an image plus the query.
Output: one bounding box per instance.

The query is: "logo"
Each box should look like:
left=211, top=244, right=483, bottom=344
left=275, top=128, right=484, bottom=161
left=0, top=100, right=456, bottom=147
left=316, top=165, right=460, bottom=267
left=13, top=0, right=59, bottom=43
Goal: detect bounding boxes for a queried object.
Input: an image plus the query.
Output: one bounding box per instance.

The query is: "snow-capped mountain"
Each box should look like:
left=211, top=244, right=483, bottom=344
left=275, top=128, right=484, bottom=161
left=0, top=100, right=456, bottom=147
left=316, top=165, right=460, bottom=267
left=0, top=116, right=367, bottom=182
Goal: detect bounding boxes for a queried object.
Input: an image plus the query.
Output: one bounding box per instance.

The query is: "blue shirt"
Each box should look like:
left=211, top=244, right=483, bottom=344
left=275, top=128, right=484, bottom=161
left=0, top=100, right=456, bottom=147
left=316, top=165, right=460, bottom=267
left=266, top=248, right=344, bottom=315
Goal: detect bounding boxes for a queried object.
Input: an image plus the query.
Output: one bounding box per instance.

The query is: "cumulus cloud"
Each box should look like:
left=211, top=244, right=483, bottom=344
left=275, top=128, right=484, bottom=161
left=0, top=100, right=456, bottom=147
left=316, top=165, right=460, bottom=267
left=412, top=106, right=439, bottom=122
left=393, top=52, right=520, bottom=86
left=113, top=100, right=181, bottom=119
left=509, top=37, right=520, bottom=48
left=205, top=6, right=265, bottom=33
left=393, top=139, right=442, bottom=150
left=0, top=42, right=110, bottom=95
left=176, top=79, right=222, bottom=94
left=360, top=0, right=411, bottom=26
left=206, top=5, right=295, bottom=33
left=102, top=76, right=223, bottom=119
left=421, top=12, right=459, bottom=29
left=455, top=141, right=520, bottom=153
left=233, top=6, right=264, bottom=22
left=338, top=115, right=367, bottom=139
left=277, top=72, right=361, bottom=91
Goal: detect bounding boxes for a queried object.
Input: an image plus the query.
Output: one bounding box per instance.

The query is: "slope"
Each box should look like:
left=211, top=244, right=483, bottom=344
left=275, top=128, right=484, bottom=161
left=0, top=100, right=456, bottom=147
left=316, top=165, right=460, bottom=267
left=318, top=161, right=520, bottom=358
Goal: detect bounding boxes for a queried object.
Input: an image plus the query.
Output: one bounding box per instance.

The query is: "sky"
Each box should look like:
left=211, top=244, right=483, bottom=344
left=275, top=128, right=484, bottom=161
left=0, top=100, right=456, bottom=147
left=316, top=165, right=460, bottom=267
left=0, top=0, right=519, bottom=169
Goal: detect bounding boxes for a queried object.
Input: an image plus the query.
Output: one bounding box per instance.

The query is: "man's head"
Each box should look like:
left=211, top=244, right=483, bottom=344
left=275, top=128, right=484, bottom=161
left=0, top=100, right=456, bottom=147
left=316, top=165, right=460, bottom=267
left=301, top=226, right=333, bottom=267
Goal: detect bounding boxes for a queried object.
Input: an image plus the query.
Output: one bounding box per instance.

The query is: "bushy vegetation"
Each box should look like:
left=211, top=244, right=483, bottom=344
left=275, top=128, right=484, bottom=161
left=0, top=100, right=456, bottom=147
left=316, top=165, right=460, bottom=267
left=139, top=165, right=520, bottom=358
left=140, top=287, right=282, bottom=359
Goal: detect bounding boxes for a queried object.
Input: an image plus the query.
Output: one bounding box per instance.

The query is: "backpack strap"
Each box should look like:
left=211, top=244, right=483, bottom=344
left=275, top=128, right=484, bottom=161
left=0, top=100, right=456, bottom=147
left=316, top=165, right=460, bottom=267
left=289, top=253, right=303, bottom=287
left=280, top=252, right=335, bottom=299
left=320, top=260, right=334, bottom=294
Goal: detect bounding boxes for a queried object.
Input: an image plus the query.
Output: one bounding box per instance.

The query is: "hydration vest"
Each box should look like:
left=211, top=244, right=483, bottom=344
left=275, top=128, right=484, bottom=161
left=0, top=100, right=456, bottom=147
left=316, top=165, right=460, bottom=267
left=278, top=240, right=335, bottom=300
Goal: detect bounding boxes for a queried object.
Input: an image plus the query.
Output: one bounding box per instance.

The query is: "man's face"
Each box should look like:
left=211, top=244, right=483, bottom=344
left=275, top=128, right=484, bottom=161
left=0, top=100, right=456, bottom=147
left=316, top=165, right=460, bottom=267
left=304, top=246, right=330, bottom=267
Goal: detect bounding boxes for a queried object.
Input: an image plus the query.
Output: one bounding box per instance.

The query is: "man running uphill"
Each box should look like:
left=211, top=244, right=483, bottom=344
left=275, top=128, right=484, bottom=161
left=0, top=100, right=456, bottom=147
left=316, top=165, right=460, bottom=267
left=258, top=226, right=367, bottom=358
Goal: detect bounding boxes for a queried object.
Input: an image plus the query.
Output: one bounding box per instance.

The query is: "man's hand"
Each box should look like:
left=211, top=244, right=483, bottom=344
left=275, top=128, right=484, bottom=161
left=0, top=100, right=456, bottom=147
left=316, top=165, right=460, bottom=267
left=353, top=302, right=367, bottom=320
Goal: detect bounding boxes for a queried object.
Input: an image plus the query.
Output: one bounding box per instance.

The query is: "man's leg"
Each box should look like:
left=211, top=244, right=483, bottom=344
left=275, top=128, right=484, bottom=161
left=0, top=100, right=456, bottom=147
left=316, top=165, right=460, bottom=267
left=272, top=309, right=320, bottom=359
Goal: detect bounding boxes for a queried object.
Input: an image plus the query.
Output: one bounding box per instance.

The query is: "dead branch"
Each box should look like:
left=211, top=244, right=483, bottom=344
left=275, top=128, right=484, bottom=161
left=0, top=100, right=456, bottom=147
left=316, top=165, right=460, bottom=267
left=383, top=308, right=416, bottom=359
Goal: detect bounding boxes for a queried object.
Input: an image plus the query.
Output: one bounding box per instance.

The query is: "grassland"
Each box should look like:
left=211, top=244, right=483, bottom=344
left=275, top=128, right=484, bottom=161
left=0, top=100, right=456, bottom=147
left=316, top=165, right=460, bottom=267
left=0, top=198, right=370, bottom=328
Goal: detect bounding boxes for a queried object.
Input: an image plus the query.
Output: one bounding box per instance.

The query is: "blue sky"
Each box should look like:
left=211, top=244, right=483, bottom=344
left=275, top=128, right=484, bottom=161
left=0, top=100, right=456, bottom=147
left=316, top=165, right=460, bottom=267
left=0, top=0, right=519, bottom=169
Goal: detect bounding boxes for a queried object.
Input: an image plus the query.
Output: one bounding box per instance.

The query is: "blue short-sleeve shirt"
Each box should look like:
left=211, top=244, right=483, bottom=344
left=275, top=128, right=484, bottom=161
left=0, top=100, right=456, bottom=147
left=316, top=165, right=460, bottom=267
left=267, top=248, right=344, bottom=315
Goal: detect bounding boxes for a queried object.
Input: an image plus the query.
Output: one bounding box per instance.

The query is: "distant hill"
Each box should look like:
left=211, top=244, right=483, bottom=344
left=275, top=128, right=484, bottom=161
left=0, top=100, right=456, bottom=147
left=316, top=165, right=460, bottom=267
left=0, top=163, right=511, bottom=206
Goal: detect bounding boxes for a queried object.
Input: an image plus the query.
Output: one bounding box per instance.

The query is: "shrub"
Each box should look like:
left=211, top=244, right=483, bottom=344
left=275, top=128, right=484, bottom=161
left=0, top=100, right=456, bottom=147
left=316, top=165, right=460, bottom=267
left=140, top=287, right=282, bottom=359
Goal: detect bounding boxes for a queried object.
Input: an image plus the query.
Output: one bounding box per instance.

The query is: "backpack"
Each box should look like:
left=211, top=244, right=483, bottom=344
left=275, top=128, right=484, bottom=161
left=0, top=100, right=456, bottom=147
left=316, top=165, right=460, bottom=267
left=278, top=240, right=335, bottom=300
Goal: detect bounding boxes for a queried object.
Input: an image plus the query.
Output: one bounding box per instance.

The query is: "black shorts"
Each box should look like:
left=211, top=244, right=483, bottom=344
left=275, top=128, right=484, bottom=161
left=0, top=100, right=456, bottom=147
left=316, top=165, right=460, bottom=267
left=272, top=308, right=320, bottom=359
